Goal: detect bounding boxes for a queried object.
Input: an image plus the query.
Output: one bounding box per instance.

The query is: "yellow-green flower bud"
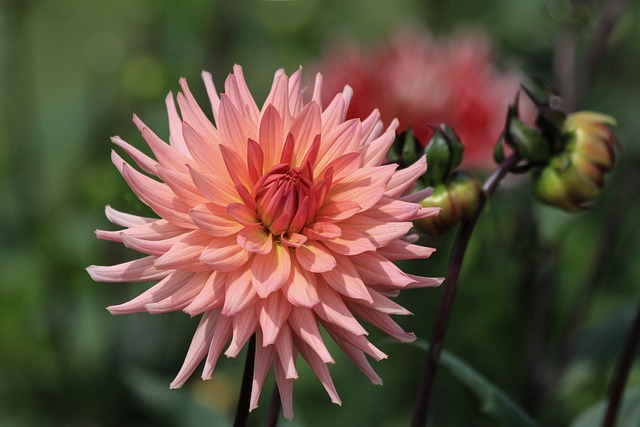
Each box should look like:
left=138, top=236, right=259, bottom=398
left=417, top=171, right=483, bottom=235
left=532, top=112, right=618, bottom=212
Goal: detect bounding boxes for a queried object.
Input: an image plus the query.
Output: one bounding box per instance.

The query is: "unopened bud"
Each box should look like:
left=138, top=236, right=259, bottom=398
left=532, top=112, right=618, bottom=212
left=416, top=171, right=483, bottom=235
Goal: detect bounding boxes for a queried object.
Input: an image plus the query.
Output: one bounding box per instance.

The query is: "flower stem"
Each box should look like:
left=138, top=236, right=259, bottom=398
left=233, top=335, right=256, bottom=427
left=411, top=154, right=520, bottom=427
left=602, top=298, right=640, bottom=427
left=264, top=384, right=281, bottom=427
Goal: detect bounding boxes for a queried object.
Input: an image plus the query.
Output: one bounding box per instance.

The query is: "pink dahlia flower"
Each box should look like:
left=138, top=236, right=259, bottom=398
left=88, top=65, right=441, bottom=419
left=317, top=31, right=531, bottom=170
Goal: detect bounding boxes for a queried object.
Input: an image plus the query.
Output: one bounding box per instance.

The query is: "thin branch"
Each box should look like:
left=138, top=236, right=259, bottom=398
left=602, top=298, right=640, bottom=427
left=233, top=335, right=256, bottom=427
left=411, top=154, right=521, bottom=427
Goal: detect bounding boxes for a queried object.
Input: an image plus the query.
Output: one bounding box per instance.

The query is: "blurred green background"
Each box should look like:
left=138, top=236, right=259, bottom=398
left=1, top=0, right=639, bottom=425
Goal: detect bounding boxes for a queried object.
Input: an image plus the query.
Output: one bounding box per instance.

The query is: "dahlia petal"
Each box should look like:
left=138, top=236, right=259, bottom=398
left=111, top=135, right=157, bottom=175
left=177, top=78, right=220, bottom=144
left=170, top=310, right=218, bottom=389
left=403, top=274, right=445, bottom=289
left=311, top=72, right=324, bottom=106
left=360, top=109, right=383, bottom=144
left=303, top=221, right=341, bottom=240
left=348, top=303, right=416, bottom=343
left=325, top=185, right=386, bottom=215
left=342, top=217, right=413, bottom=248
left=296, top=338, right=342, bottom=405
left=317, top=152, right=362, bottom=183
left=154, top=231, right=211, bottom=272
left=368, top=197, right=421, bottom=221
left=145, top=272, right=208, bottom=314
left=351, top=251, right=416, bottom=288
left=157, top=166, right=208, bottom=206
left=188, top=165, right=240, bottom=206
left=258, top=292, right=292, bottom=345
left=104, top=205, right=155, bottom=227
left=95, top=229, right=122, bottom=242
left=182, top=122, right=223, bottom=172
left=400, top=187, right=434, bottom=204
left=259, top=105, right=285, bottom=170
left=354, top=288, right=412, bottom=315
left=281, top=232, right=307, bottom=248
left=219, top=94, right=254, bottom=160
left=362, top=124, right=398, bottom=167
left=219, top=144, right=253, bottom=189
left=189, top=203, right=243, bottom=237
left=121, top=232, right=181, bottom=257
left=249, top=331, right=275, bottom=412
left=226, top=65, right=260, bottom=124
left=322, top=228, right=377, bottom=255
left=325, top=327, right=383, bottom=385
left=385, top=156, right=427, bottom=197
left=321, top=254, right=372, bottom=303
left=226, top=203, right=259, bottom=225
left=200, top=235, right=251, bottom=272
left=107, top=270, right=194, bottom=315
left=225, top=308, right=259, bottom=357
left=182, top=272, right=226, bottom=316
left=290, top=307, right=334, bottom=363
left=202, top=315, right=233, bottom=380
left=283, top=261, right=320, bottom=307
left=250, top=243, right=291, bottom=297
left=246, top=139, right=265, bottom=183
left=275, top=323, right=298, bottom=379
left=296, top=240, right=336, bottom=273
left=288, top=67, right=304, bottom=116
left=113, top=152, right=194, bottom=228
left=134, top=115, right=191, bottom=172
left=273, top=358, right=295, bottom=420
left=289, top=102, right=321, bottom=167
left=222, top=268, right=257, bottom=316
left=316, top=119, right=361, bottom=171
left=377, top=239, right=437, bottom=261
left=314, top=281, right=368, bottom=336
left=263, top=70, right=290, bottom=126
left=238, top=224, right=273, bottom=255
left=323, top=322, right=387, bottom=361
left=320, top=92, right=346, bottom=133
left=201, top=70, right=221, bottom=123
left=315, top=200, right=362, bottom=222
left=87, top=256, right=169, bottom=283
left=165, top=92, right=191, bottom=157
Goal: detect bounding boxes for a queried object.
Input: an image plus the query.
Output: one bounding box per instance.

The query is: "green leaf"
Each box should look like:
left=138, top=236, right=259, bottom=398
left=569, top=387, right=640, bottom=427
left=412, top=340, right=539, bottom=427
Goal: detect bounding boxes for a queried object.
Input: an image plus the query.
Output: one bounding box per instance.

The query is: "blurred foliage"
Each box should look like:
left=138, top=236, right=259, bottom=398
left=1, top=0, right=639, bottom=425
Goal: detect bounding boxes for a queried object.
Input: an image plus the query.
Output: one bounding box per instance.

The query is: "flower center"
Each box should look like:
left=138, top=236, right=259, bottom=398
left=254, top=164, right=313, bottom=235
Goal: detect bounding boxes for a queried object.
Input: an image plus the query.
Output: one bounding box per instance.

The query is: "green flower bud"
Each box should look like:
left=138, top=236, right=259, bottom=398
left=422, top=124, right=464, bottom=187
left=416, top=171, right=483, bottom=235
left=532, top=112, right=618, bottom=212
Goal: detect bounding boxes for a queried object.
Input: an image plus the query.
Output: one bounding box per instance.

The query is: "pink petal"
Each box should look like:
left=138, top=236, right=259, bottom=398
left=200, top=235, right=251, bottom=272
left=376, top=239, right=437, bottom=261
left=250, top=243, right=291, bottom=298
left=274, top=323, right=298, bottom=379
left=289, top=307, right=334, bottom=363
left=402, top=274, right=445, bottom=289
left=362, top=125, right=397, bottom=167
left=202, top=315, right=233, bottom=380
left=225, top=308, right=258, bottom=357
left=289, top=102, right=321, bottom=167
left=303, top=222, right=341, bottom=240
left=249, top=331, right=275, bottom=412
left=182, top=271, right=227, bottom=316
left=283, top=261, right=320, bottom=308
left=350, top=251, right=416, bottom=288
left=189, top=203, right=243, bottom=237
left=313, top=281, right=367, bottom=336
left=222, top=268, right=257, bottom=316
left=385, top=156, right=427, bottom=197
left=348, top=303, right=416, bottom=343
left=321, top=254, right=372, bottom=303
left=107, top=270, right=195, bottom=315
left=226, top=202, right=259, bottom=225
left=238, top=224, right=273, bottom=255
left=315, top=200, right=362, bottom=222
left=259, top=105, right=285, bottom=171
left=226, top=65, right=260, bottom=124
left=323, top=322, right=387, bottom=361
left=258, top=292, right=292, bottom=345
left=154, top=231, right=211, bottom=272
left=201, top=71, right=221, bottom=123
left=296, top=338, right=342, bottom=405
left=145, top=272, right=209, bottom=314
left=111, top=135, right=157, bottom=175
left=87, top=256, right=169, bottom=283
left=104, top=205, right=155, bottom=227
left=296, top=240, right=336, bottom=273
left=288, top=66, right=304, bottom=116
left=133, top=115, right=191, bottom=173
left=170, top=309, right=219, bottom=388
left=273, top=357, right=295, bottom=420
left=325, top=326, right=383, bottom=385
left=165, top=92, right=191, bottom=157
left=177, top=78, right=220, bottom=144
left=157, top=165, right=208, bottom=207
